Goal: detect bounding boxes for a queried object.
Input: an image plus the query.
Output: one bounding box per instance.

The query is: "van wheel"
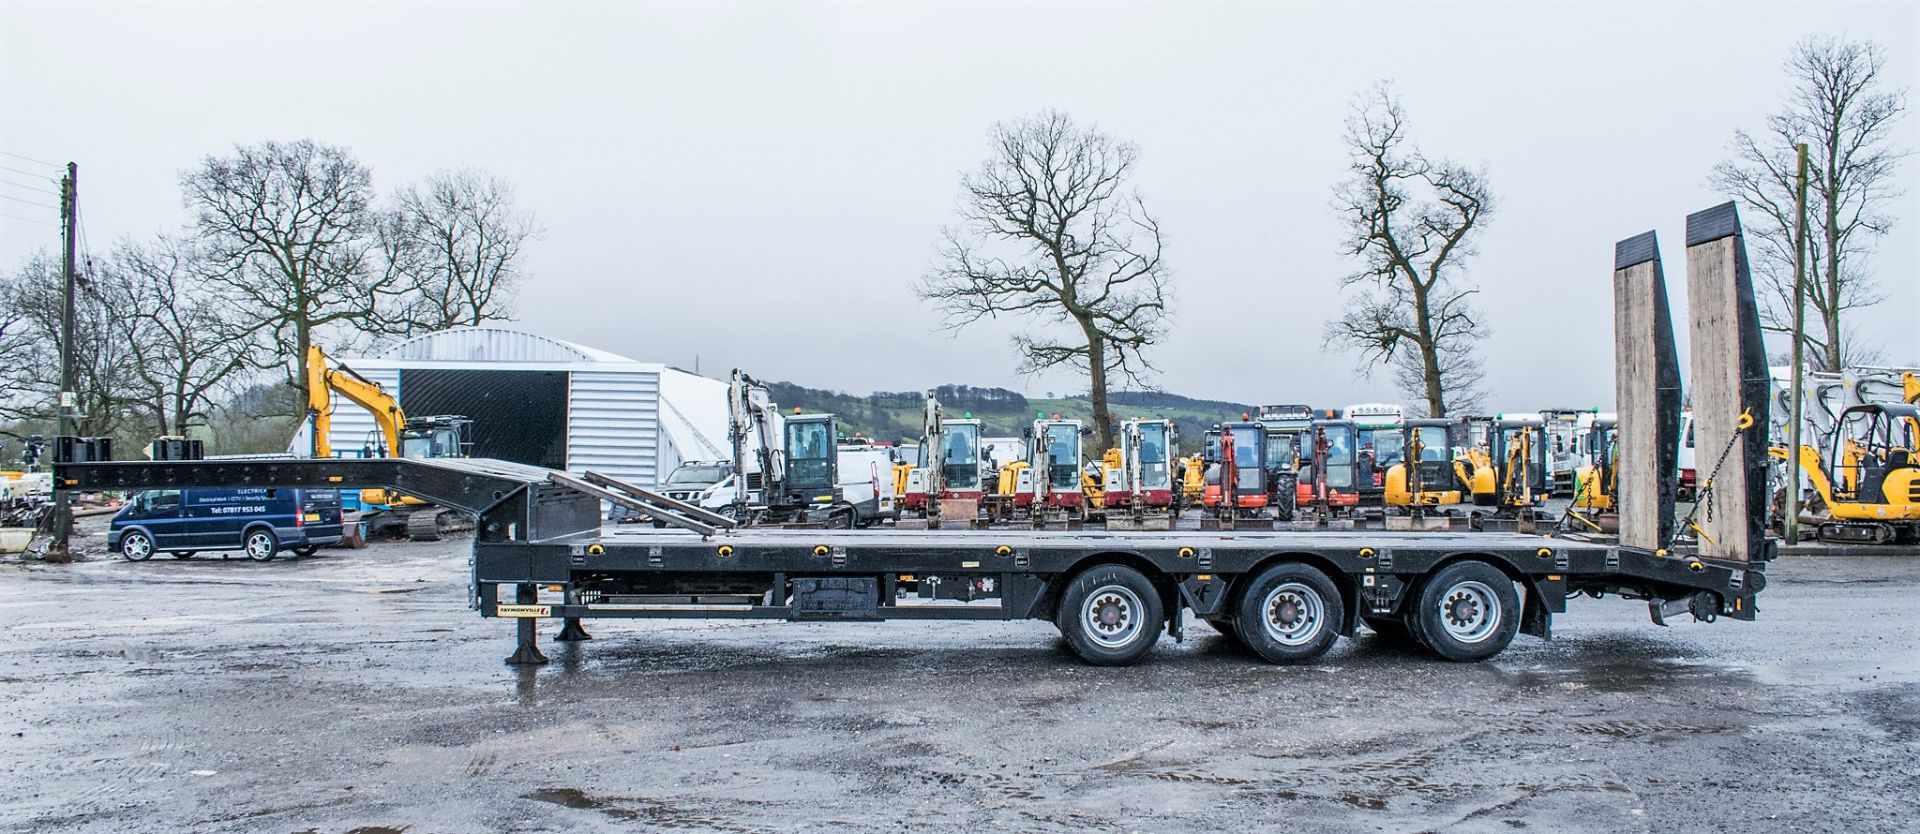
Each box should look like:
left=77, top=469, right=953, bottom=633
left=292, top=545, right=318, bottom=557
left=120, top=531, right=155, bottom=561
left=169, top=551, right=196, bottom=559
left=243, top=529, right=280, bottom=562
left=1412, top=561, right=1519, bottom=661
left=1055, top=564, right=1163, bottom=666
left=1233, top=562, right=1344, bottom=664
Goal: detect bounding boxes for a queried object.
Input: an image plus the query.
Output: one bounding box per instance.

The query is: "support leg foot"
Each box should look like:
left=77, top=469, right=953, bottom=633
left=557, top=617, right=592, bottom=642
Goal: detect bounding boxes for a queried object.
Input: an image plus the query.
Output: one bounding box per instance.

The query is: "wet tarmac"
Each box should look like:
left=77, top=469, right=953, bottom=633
left=2, top=520, right=1916, bottom=833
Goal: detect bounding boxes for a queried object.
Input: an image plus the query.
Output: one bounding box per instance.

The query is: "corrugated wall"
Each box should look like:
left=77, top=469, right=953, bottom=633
left=568, top=370, right=662, bottom=486
left=322, top=368, right=401, bottom=458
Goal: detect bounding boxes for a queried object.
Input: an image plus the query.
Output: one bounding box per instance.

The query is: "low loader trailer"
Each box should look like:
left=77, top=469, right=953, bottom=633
left=55, top=203, right=1775, bottom=669
left=57, top=454, right=1765, bottom=668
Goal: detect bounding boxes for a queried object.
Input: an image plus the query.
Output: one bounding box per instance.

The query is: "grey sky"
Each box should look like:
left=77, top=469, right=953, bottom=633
left=3, top=0, right=1916, bottom=415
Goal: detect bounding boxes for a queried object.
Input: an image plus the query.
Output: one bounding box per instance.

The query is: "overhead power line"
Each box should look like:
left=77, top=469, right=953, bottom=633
left=0, top=211, right=59, bottom=227
left=0, top=149, right=59, bottom=168
left=0, top=192, right=57, bottom=210
left=0, top=164, right=58, bottom=180
left=0, top=176, right=59, bottom=195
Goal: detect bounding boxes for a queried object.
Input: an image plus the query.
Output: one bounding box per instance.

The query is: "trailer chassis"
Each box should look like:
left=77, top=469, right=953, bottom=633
left=58, top=456, right=1767, bottom=667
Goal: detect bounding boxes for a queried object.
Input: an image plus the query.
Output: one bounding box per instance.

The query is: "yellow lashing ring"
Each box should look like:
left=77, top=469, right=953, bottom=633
left=586, top=543, right=606, bottom=556
left=716, top=545, right=734, bottom=557
left=813, top=544, right=831, bottom=557
left=1358, top=548, right=1375, bottom=558
left=1536, top=547, right=1553, bottom=558
left=1687, top=560, right=1705, bottom=573
left=995, top=545, right=1013, bottom=557
left=1177, top=547, right=1195, bottom=558
left=1736, top=409, right=1755, bottom=430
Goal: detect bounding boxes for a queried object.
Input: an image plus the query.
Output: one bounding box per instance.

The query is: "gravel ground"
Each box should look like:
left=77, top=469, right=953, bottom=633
left=1, top=517, right=1916, bottom=833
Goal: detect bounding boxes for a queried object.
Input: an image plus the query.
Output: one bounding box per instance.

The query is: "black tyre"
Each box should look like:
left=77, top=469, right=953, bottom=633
left=119, top=530, right=156, bottom=562
left=1202, top=616, right=1248, bottom=650
left=1055, top=564, right=1164, bottom=666
left=292, top=545, right=318, bottom=557
left=1233, top=562, right=1344, bottom=664
left=169, top=551, right=196, bottom=560
left=1362, top=614, right=1417, bottom=644
left=242, top=528, right=280, bottom=562
left=1410, top=561, right=1519, bottom=661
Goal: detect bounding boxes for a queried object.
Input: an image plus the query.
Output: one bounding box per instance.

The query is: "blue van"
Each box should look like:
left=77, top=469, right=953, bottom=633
left=109, top=488, right=345, bottom=562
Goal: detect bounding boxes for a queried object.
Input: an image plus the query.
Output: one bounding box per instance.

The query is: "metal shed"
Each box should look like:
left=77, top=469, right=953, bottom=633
left=294, top=328, right=729, bottom=489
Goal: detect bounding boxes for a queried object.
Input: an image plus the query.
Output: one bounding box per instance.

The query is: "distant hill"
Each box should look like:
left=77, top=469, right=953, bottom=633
left=767, top=381, right=1253, bottom=453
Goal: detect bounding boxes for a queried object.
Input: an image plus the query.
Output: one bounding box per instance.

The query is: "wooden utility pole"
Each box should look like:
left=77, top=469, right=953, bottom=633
left=47, top=162, right=77, bottom=563
left=1784, top=144, right=1810, bottom=545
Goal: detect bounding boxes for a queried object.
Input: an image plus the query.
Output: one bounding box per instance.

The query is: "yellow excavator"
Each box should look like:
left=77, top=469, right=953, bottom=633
left=1772, top=401, right=1920, bottom=544
left=306, top=345, right=474, bottom=541
left=1179, top=453, right=1206, bottom=510
left=1564, top=418, right=1618, bottom=533
left=1383, top=419, right=1470, bottom=509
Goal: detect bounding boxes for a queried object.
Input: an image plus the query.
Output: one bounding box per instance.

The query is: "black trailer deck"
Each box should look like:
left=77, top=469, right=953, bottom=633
left=57, top=456, right=1766, bottom=667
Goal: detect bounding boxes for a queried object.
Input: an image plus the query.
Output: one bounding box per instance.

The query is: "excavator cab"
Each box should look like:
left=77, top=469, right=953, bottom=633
left=1297, top=419, right=1360, bottom=510
left=398, top=416, right=473, bottom=460
left=1384, top=419, right=1464, bottom=507
left=940, top=420, right=985, bottom=498
left=1031, top=419, right=1085, bottom=513
left=1482, top=419, right=1550, bottom=510
left=1830, top=404, right=1919, bottom=508
left=781, top=415, right=839, bottom=503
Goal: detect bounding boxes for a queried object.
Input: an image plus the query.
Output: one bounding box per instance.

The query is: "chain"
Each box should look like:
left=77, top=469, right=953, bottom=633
left=1670, top=409, right=1753, bottom=551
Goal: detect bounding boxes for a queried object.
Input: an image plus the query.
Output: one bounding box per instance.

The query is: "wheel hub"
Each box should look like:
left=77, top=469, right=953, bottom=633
left=1081, top=585, right=1144, bottom=648
left=1446, top=595, right=1481, bottom=628
left=1262, top=583, right=1324, bottom=647
left=1437, top=580, right=1501, bottom=643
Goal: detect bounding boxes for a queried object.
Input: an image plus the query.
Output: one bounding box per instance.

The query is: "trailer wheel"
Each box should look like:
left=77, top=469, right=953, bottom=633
left=1055, top=564, right=1163, bottom=666
left=119, top=531, right=155, bottom=561
left=1412, top=561, right=1518, bottom=661
left=1233, top=563, right=1343, bottom=664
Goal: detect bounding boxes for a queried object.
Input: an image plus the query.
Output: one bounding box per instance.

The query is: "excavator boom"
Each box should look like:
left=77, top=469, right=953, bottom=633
left=307, top=344, right=405, bottom=459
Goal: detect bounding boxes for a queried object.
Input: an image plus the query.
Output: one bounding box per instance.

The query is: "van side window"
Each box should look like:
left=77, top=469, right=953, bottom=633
left=148, top=490, right=182, bottom=510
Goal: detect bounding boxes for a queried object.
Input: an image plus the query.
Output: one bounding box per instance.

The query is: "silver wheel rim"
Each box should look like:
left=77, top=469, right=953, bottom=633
left=1439, top=580, right=1501, bottom=643
left=1262, top=581, right=1325, bottom=647
left=1082, top=584, right=1145, bottom=648
left=246, top=533, right=273, bottom=559
left=124, top=534, right=151, bottom=560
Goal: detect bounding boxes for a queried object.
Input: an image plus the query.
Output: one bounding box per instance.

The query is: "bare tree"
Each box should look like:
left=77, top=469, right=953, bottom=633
left=1327, top=83, right=1492, bottom=417
left=1710, top=35, right=1908, bottom=371
left=106, top=236, right=257, bottom=436
left=181, top=140, right=400, bottom=390
left=919, top=110, right=1172, bottom=450
left=382, top=169, right=539, bottom=334
left=0, top=269, right=37, bottom=426
left=0, top=251, right=139, bottom=438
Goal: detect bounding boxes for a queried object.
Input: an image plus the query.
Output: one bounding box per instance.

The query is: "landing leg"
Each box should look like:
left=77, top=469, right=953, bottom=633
left=557, top=618, right=592, bottom=642
left=506, top=584, right=549, bottom=665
